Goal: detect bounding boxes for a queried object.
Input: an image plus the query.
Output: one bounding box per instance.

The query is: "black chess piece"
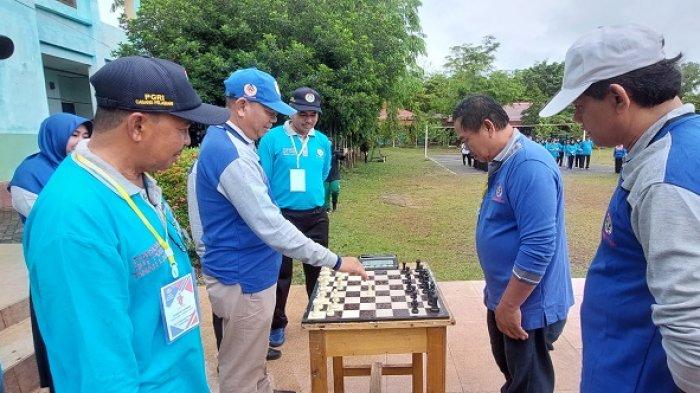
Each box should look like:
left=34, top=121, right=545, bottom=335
left=415, top=259, right=422, bottom=271
left=406, top=284, right=416, bottom=295
left=410, top=299, right=419, bottom=314
left=428, top=303, right=440, bottom=313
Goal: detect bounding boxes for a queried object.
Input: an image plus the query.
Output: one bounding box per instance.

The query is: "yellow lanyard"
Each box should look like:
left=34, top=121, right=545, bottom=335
left=74, top=154, right=179, bottom=279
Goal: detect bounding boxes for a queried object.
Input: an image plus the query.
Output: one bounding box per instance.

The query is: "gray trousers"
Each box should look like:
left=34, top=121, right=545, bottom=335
left=205, top=275, right=276, bottom=393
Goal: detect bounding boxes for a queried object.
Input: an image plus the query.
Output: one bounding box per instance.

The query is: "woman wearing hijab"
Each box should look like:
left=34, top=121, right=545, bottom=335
left=7, top=112, right=92, bottom=391
left=8, top=113, right=92, bottom=221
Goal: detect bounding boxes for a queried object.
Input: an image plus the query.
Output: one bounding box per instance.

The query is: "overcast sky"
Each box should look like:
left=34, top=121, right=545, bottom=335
left=418, top=0, right=700, bottom=73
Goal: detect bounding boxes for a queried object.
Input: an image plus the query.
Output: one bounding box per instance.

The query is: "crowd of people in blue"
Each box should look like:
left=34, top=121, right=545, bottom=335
left=2, top=23, right=699, bottom=393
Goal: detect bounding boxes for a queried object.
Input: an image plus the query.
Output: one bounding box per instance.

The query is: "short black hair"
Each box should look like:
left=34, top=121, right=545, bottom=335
left=583, top=54, right=683, bottom=107
left=93, top=107, right=132, bottom=132
left=452, top=94, right=509, bottom=132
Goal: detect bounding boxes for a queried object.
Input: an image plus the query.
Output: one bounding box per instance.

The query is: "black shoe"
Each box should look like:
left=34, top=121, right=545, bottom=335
left=266, top=347, right=282, bottom=361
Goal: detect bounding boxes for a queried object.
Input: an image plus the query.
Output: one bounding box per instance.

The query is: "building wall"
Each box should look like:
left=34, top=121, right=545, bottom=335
left=0, top=0, right=127, bottom=184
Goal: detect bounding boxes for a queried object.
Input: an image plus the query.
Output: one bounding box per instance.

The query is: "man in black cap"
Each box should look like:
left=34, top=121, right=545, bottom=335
left=22, top=56, right=229, bottom=392
left=258, top=87, right=332, bottom=349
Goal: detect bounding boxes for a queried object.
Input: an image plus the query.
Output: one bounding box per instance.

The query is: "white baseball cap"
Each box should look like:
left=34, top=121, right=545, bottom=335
left=539, top=24, right=667, bottom=117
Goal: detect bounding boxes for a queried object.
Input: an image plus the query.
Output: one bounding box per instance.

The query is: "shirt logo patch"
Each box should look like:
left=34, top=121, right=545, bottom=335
left=602, top=211, right=616, bottom=247
left=244, top=84, right=257, bottom=97
left=132, top=242, right=167, bottom=279
left=492, top=183, right=505, bottom=203
left=317, top=148, right=324, bottom=157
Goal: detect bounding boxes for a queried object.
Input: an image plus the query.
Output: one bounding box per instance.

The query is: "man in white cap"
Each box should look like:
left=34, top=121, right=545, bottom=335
left=540, top=24, right=700, bottom=393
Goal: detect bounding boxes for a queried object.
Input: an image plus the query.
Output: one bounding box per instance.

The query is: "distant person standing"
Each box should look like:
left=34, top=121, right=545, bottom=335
left=565, top=140, right=577, bottom=169
left=613, top=144, right=627, bottom=174
left=580, top=137, right=594, bottom=169
left=325, top=138, right=345, bottom=212
left=461, top=142, right=472, bottom=166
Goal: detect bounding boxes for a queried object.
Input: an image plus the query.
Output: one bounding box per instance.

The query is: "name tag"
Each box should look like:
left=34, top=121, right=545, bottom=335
left=290, top=168, right=306, bottom=192
left=160, top=274, right=200, bottom=343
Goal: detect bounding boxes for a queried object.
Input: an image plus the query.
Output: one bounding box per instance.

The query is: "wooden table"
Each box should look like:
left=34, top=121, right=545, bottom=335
left=302, top=312, right=455, bottom=392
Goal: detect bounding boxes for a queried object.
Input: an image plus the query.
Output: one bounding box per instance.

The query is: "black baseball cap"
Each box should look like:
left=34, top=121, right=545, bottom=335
left=90, top=56, right=229, bottom=125
left=289, top=87, right=322, bottom=113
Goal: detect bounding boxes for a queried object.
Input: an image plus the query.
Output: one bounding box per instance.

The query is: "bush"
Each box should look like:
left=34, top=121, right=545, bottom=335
left=153, top=148, right=200, bottom=269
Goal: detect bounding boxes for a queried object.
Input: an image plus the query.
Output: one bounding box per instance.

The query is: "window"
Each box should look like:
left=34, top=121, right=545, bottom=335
left=56, top=0, right=77, bottom=8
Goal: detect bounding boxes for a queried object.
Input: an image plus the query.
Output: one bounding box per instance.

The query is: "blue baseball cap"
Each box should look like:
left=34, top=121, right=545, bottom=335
left=224, top=68, right=296, bottom=116
left=90, top=56, right=230, bottom=125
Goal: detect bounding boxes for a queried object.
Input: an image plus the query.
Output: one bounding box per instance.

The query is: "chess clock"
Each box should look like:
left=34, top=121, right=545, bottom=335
left=358, top=254, right=399, bottom=270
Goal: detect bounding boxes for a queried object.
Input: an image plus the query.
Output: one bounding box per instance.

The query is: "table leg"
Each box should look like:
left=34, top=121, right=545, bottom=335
left=412, top=352, right=423, bottom=393
left=426, top=327, right=446, bottom=393
left=333, top=356, right=345, bottom=393
left=309, top=330, right=328, bottom=393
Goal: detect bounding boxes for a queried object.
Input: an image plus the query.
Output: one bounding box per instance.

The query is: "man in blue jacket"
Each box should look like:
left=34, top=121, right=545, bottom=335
left=22, top=56, right=231, bottom=392
left=540, top=24, right=700, bottom=393
left=191, top=68, right=366, bottom=393
left=454, top=94, right=573, bottom=393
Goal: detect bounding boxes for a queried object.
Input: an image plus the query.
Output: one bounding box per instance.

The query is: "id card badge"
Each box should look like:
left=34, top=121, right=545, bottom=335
left=289, top=168, right=306, bottom=192
left=160, top=274, right=200, bottom=343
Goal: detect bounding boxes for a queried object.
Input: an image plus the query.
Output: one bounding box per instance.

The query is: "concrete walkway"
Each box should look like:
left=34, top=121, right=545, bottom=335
left=199, top=279, right=585, bottom=393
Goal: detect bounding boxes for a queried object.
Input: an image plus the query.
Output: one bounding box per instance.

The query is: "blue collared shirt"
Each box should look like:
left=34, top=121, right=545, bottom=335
left=477, top=132, right=574, bottom=330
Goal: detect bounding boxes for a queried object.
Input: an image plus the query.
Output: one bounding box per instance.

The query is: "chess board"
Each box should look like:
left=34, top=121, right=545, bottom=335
left=302, top=264, right=451, bottom=323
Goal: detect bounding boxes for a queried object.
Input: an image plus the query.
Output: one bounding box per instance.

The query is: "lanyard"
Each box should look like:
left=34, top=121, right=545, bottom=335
left=289, top=133, right=310, bottom=168
left=74, top=154, right=179, bottom=279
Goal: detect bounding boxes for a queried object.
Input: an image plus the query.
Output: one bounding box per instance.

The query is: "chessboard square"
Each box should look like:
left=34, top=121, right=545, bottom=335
left=375, top=308, right=394, bottom=318
left=359, top=310, right=376, bottom=319
left=388, top=274, right=401, bottom=280
left=375, top=296, right=392, bottom=303
left=376, top=303, right=392, bottom=309
left=392, top=301, right=409, bottom=309
left=347, top=276, right=362, bottom=282
left=389, top=284, right=404, bottom=290
left=390, top=290, right=407, bottom=296
left=345, top=291, right=361, bottom=298
left=345, top=297, right=360, bottom=304
left=341, top=310, right=360, bottom=319
left=374, top=280, right=389, bottom=286
left=391, top=295, right=408, bottom=302
left=394, top=309, right=410, bottom=318
left=360, top=297, right=376, bottom=303
left=359, top=302, right=376, bottom=310
left=416, top=308, right=427, bottom=316
left=376, top=290, right=391, bottom=297
left=344, top=303, right=360, bottom=310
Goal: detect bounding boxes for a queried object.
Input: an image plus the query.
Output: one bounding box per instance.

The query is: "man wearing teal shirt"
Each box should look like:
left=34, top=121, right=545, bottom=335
left=22, top=56, right=229, bottom=392
left=580, top=137, right=594, bottom=169
left=258, top=87, right=332, bottom=349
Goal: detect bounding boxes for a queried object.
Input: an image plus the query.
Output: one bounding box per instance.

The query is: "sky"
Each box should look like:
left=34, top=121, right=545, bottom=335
left=418, top=0, right=700, bottom=73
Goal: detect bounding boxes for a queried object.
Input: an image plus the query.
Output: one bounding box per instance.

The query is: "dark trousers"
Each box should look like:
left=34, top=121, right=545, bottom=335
left=462, top=154, right=472, bottom=166
left=30, top=296, right=53, bottom=391
left=487, top=310, right=565, bottom=393
left=615, top=158, right=623, bottom=174
left=583, top=155, right=591, bottom=169
left=272, top=208, right=329, bottom=330
left=556, top=153, right=563, bottom=166
left=567, top=155, right=574, bottom=169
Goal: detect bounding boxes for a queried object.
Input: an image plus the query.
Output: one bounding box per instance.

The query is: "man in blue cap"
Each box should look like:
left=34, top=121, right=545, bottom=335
left=541, top=24, right=700, bottom=392
left=190, top=68, right=366, bottom=393
left=23, top=56, right=230, bottom=392
left=257, top=87, right=332, bottom=350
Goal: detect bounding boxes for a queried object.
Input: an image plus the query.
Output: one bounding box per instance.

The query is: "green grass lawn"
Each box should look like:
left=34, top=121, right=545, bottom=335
left=293, top=147, right=617, bottom=283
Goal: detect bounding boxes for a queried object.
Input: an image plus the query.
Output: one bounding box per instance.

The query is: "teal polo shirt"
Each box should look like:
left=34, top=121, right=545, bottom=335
left=23, top=147, right=209, bottom=392
left=258, top=122, right=331, bottom=210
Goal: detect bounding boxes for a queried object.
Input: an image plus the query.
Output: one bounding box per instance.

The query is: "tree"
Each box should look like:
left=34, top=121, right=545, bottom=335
left=444, top=35, right=499, bottom=77
left=117, top=0, right=425, bottom=144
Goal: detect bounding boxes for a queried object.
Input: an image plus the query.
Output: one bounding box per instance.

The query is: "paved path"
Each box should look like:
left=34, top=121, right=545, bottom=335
left=200, top=280, right=585, bottom=393
left=430, top=154, right=615, bottom=176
